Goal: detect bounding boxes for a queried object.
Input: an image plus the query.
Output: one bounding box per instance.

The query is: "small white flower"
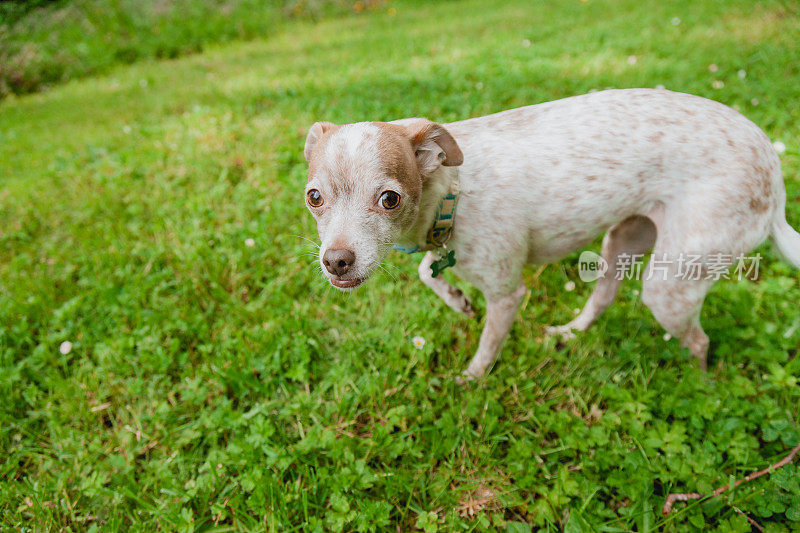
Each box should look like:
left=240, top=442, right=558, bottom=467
left=655, top=84, right=666, bottom=90
left=475, top=82, right=483, bottom=90
left=564, top=281, right=576, bottom=292
left=627, top=55, right=638, bottom=65
left=663, top=333, right=672, bottom=341
left=751, top=98, right=759, bottom=106
left=122, top=125, right=132, bottom=134
left=632, top=289, right=640, bottom=296
left=773, top=141, right=786, bottom=154
left=737, top=69, right=747, bottom=79
left=522, top=39, right=531, bottom=48
left=712, top=80, right=724, bottom=89
left=573, top=308, right=581, bottom=315
left=245, top=238, right=255, bottom=247
left=671, top=17, right=681, bottom=25
left=139, top=78, right=148, bottom=88
left=412, top=336, right=426, bottom=349
left=59, top=341, right=72, bottom=355
left=708, top=63, right=719, bottom=73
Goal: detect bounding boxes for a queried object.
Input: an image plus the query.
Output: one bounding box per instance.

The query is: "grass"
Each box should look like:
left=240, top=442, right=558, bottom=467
left=0, top=0, right=381, bottom=98
left=1, top=0, right=799, bottom=530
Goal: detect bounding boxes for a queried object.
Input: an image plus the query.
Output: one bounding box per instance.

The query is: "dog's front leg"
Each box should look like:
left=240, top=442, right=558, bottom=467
left=462, top=283, right=527, bottom=380
left=418, top=252, right=476, bottom=317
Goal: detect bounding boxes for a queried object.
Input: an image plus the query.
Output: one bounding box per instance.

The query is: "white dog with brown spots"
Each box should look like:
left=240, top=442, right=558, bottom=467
left=303, top=89, right=800, bottom=378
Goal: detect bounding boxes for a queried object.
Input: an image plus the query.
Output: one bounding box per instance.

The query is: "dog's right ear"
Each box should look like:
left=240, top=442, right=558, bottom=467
left=304, top=121, right=338, bottom=162
left=396, top=119, right=463, bottom=176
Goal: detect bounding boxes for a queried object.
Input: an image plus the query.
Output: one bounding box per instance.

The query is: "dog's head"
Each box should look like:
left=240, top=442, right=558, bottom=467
left=303, top=119, right=462, bottom=290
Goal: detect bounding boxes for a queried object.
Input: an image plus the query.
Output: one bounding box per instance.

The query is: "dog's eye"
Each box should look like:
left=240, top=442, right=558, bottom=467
left=379, top=190, right=401, bottom=210
left=306, top=189, right=324, bottom=208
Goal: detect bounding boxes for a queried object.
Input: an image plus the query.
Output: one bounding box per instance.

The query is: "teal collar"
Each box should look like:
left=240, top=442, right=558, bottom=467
left=394, top=170, right=460, bottom=254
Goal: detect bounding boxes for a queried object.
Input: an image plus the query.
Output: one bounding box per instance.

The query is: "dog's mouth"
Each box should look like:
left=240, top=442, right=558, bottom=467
left=329, top=277, right=364, bottom=289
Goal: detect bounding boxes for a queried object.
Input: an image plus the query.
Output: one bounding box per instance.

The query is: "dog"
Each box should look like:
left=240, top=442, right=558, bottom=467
left=303, top=88, right=800, bottom=378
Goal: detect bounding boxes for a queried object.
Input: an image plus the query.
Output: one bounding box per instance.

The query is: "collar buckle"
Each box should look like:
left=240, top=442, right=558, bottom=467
left=426, top=192, right=458, bottom=249
left=394, top=169, right=460, bottom=254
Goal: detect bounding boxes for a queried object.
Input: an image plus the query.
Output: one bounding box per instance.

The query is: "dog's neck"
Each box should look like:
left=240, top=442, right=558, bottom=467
left=398, top=166, right=459, bottom=251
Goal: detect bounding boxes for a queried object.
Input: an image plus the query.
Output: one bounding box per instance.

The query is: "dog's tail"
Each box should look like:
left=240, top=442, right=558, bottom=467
left=771, top=210, right=800, bottom=269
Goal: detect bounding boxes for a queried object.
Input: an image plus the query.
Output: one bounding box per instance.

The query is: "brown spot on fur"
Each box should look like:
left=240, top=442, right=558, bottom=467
left=449, top=286, right=465, bottom=300
left=749, top=196, right=769, bottom=213
left=371, top=123, right=424, bottom=200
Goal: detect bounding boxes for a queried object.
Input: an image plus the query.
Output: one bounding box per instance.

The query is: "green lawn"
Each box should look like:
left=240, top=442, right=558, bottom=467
left=0, top=0, right=353, bottom=98
left=1, top=0, right=800, bottom=530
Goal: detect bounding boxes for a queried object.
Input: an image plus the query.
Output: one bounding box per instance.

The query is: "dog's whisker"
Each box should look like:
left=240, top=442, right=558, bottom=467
left=380, top=261, right=402, bottom=273
left=288, top=234, right=321, bottom=249
left=378, top=263, right=397, bottom=282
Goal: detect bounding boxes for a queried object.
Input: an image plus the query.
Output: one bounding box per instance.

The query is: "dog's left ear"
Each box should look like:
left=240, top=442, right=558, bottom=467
left=405, top=120, right=463, bottom=175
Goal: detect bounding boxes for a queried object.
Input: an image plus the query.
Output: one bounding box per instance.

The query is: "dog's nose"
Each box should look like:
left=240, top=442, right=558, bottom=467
left=323, top=248, right=356, bottom=276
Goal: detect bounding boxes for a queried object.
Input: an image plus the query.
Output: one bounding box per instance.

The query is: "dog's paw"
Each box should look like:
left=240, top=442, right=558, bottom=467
left=456, top=361, right=488, bottom=385
left=461, top=298, right=477, bottom=318
left=544, top=324, right=577, bottom=341
left=448, top=287, right=477, bottom=318
left=455, top=370, right=479, bottom=386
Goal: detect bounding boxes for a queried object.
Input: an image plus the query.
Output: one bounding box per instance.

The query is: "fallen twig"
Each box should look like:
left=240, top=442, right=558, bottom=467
left=90, top=402, right=111, bottom=413
left=732, top=506, right=764, bottom=532
left=662, top=441, right=800, bottom=515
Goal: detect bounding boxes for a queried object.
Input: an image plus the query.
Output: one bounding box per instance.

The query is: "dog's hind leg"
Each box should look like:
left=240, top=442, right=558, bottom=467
left=546, top=215, right=657, bottom=339
left=639, top=178, right=775, bottom=370
left=641, top=265, right=714, bottom=370
left=418, top=252, right=476, bottom=317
